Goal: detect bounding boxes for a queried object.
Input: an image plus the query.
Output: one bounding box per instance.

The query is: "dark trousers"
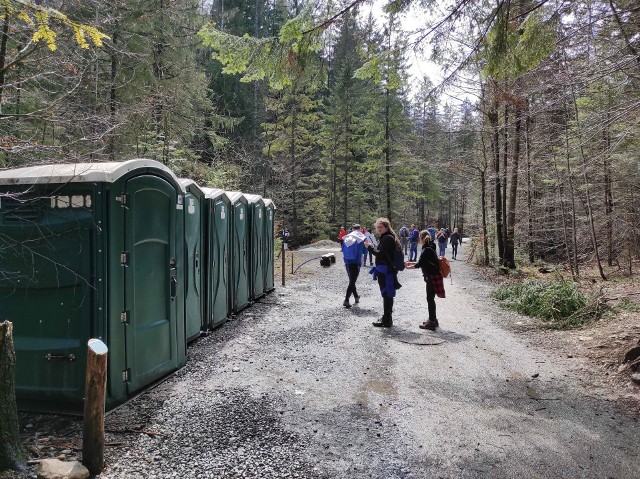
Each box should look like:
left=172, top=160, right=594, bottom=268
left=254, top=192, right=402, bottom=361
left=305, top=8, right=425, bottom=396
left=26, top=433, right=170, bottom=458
left=426, top=281, right=437, bottom=321
left=377, top=274, right=394, bottom=323
left=451, top=243, right=458, bottom=258
left=345, top=263, right=360, bottom=300
left=400, top=238, right=408, bottom=255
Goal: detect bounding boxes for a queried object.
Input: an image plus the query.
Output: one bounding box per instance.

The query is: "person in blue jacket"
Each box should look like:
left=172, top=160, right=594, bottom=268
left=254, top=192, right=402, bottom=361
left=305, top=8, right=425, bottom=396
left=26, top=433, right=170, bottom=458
left=408, top=224, right=419, bottom=262
left=341, top=224, right=367, bottom=308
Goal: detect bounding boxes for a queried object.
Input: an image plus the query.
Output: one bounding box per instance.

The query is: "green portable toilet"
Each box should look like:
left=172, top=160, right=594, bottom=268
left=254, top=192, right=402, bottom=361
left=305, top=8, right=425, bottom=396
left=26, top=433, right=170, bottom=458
left=0, top=160, right=187, bottom=413
left=178, top=179, right=205, bottom=342
left=225, top=191, right=250, bottom=313
left=244, top=194, right=266, bottom=300
left=201, top=187, right=231, bottom=329
left=263, top=199, right=276, bottom=293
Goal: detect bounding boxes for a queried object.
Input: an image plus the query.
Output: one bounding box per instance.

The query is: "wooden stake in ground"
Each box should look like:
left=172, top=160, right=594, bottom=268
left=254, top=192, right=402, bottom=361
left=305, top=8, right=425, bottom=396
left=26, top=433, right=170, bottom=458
left=82, top=339, right=108, bottom=475
left=0, top=321, right=25, bottom=471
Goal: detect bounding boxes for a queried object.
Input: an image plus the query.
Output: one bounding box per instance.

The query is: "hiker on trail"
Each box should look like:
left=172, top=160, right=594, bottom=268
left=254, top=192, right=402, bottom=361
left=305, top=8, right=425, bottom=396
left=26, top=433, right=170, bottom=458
left=428, top=224, right=436, bottom=242
left=341, top=224, right=367, bottom=308
left=338, top=226, right=347, bottom=244
left=436, top=228, right=448, bottom=257
left=409, top=224, right=419, bottom=262
left=398, top=225, right=409, bottom=256
left=365, top=218, right=402, bottom=328
left=405, top=230, right=445, bottom=331
left=364, top=227, right=377, bottom=266
left=449, top=227, right=462, bottom=260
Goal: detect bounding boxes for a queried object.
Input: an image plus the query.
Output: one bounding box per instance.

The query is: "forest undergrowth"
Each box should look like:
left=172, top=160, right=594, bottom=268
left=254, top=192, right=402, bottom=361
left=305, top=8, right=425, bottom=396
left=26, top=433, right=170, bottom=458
left=475, top=253, right=640, bottom=406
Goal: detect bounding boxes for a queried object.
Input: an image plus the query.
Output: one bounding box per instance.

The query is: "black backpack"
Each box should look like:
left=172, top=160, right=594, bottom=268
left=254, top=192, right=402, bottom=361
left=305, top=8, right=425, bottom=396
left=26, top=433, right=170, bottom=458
left=393, top=248, right=406, bottom=271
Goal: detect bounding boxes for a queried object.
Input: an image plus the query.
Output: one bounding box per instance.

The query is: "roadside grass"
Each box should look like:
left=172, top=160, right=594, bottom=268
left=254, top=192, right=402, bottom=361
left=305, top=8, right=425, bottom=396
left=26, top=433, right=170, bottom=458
left=491, top=279, right=607, bottom=329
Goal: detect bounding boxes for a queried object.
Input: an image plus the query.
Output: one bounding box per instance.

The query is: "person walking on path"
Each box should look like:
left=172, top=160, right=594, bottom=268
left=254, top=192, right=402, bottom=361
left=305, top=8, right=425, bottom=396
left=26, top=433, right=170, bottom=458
left=406, top=230, right=445, bottom=330
left=409, top=224, right=419, bottom=262
left=364, top=227, right=377, bottom=266
left=341, top=225, right=366, bottom=308
left=428, top=224, right=436, bottom=242
left=436, top=228, right=448, bottom=257
left=338, top=226, right=347, bottom=244
left=365, top=218, right=402, bottom=328
left=449, top=228, right=462, bottom=260
left=398, top=225, right=409, bottom=257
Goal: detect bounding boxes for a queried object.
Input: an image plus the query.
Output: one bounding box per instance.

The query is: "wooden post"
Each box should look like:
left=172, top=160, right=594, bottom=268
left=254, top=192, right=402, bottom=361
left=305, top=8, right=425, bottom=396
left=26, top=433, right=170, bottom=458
left=291, top=251, right=294, bottom=274
left=82, top=339, right=108, bottom=476
left=0, top=321, right=24, bottom=471
left=281, top=239, right=286, bottom=287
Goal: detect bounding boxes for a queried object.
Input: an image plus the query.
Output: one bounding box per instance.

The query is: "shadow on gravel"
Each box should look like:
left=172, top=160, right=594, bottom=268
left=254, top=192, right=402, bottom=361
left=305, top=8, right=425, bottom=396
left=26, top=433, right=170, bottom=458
left=381, top=328, right=447, bottom=346
left=432, top=329, right=470, bottom=343
left=348, top=307, right=378, bottom=317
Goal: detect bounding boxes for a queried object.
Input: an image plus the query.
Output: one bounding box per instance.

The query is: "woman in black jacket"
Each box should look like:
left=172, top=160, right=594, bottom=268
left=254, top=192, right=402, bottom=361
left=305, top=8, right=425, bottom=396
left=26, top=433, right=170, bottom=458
left=406, top=230, right=445, bottom=330
left=365, top=217, right=401, bottom=328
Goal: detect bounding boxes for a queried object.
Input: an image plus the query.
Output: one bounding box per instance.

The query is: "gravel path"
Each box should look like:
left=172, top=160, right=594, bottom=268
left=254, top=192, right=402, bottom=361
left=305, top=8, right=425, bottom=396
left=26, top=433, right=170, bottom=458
left=12, top=244, right=640, bottom=478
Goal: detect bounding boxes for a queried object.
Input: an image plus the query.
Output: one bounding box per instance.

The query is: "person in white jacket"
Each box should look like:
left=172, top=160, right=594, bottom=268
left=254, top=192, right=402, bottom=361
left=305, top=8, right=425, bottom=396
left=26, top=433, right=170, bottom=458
left=363, top=227, right=378, bottom=266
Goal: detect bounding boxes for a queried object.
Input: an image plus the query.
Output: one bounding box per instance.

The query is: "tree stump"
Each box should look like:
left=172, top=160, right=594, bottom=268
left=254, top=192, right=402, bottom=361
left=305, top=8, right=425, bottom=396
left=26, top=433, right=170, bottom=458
left=0, top=321, right=25, bottom=471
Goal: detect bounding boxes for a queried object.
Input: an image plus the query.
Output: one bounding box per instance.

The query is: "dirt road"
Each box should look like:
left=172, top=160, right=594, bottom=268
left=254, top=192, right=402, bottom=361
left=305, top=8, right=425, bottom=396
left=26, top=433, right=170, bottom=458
left=12, top=245, right=639, bottom=479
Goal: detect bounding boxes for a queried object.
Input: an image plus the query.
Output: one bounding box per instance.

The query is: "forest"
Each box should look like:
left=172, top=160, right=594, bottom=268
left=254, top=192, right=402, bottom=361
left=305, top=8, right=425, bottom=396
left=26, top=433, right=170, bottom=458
left=1, top=0, right=638, bottom=274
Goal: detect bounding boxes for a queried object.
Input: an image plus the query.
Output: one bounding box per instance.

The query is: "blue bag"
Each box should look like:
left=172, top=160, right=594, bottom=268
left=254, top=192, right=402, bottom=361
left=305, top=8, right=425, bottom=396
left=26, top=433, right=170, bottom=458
left=342, top=241, right=362, bottom=263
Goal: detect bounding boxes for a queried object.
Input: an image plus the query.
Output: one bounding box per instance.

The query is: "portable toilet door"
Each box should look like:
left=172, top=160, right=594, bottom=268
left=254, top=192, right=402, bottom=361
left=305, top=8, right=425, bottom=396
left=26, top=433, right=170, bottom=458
left=113, top=162, right=187, bottom=399
left=201, top=188, right=230, bottom=328
left=178, top=179, right=205, bottom=342
left=263, top=199, right=276, bottom=293
left=226, top=192, right=250, bottom=312
left=244, top=194, right=266, bottom=300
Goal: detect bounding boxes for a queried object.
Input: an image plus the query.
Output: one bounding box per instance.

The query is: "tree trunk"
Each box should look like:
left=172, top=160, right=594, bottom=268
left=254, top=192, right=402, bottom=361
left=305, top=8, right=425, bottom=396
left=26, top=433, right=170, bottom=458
left=481, top=170, right=489, bottom=266
left=604, top=117, right=613, bottom=266
left=553, top=154, right=575, bottom=280
left=489, top=103, right=504, bottom=263
left=0, top=16, right=10, bottom=109
left=384, top=86, right=391, bottom=220
left=570, top=88, right=606, bottom=280
left=564, top=111, right=579, bottom=277
left=504, top=101, right=522, bottom=269
left=0, top=321, right=24, bottom=471
left=501, top=101, right=509, bottom=254
left=109, top=25, right=118, bottom=161
left=526, top=112, right=534, bottom=263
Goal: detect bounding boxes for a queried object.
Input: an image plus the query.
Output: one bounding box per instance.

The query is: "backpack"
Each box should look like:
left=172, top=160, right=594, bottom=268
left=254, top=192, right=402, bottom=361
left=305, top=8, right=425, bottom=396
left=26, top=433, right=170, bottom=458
left=399, top=227, right=409, bottom=238
left=393, top=248, right=405, bottom=272
left=438, top=233, right=447, bottom=243
left=342, top=241, right=361, bottom=263
left=438, top=256, right=451, bottom=278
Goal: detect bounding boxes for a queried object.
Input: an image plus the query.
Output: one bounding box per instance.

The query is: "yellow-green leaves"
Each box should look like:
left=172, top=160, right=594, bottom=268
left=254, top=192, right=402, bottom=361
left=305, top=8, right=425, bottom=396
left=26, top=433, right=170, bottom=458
left=2, top=0, right=108, bottom=51
left=32, top=11, right=57, bottom=51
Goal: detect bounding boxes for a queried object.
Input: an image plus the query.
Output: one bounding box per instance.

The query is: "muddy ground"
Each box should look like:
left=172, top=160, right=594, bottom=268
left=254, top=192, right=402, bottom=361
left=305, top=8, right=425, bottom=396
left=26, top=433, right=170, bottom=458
left=4, top=241, right=640, bottom=479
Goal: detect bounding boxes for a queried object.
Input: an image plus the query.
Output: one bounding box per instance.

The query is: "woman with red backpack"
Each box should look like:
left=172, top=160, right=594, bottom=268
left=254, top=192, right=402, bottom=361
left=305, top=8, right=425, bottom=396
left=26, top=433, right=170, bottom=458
left=405, top=230, right=445, bottom=330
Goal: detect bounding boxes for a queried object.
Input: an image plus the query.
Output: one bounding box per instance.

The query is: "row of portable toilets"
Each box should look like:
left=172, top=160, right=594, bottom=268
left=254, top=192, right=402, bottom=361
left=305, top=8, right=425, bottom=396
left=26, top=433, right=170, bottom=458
left=0, top=159, right=275, bottom=413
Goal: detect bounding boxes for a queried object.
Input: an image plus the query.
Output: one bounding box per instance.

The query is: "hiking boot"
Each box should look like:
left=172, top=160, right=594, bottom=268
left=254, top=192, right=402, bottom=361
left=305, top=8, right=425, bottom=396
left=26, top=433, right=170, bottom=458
left=354, top=295, right=360, bottom=304
left=343, top=300, right=351, bottom=308
left=372, top=316, right=392, bottom=328
left=419, top=320, right=438, bottom=330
